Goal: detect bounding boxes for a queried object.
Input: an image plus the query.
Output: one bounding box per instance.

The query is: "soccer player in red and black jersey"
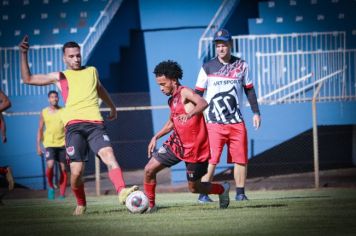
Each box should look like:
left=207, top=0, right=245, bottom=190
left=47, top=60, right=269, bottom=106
left=0, top=90, right=15, bottom=191
left=144, top=60, right=230, bottom=213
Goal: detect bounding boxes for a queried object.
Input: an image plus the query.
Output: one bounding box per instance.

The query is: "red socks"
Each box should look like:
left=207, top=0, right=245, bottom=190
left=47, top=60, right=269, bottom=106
left=144, top=182, right=156, bottom=208
left=46, top=168, right=54, bottom=189
left=0, top=167, right=8, bottom=175
left=72, top=183, right=86, bottom=206
left=108, top=167, right=126, bottom=193
left=59, top=170, right=67, bottom=197
left=208, top=183, right=224, bottom=195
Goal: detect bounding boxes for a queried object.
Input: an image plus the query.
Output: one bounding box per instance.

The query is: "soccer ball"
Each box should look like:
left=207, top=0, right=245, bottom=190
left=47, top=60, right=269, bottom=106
left=125, top=190, right=149, bottom=214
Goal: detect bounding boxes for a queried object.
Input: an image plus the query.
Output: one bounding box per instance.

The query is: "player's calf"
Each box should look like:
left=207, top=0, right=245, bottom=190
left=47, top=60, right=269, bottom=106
left=5, top=167, right=14, bottom=191
left=219, top=182, right=230, bottom=209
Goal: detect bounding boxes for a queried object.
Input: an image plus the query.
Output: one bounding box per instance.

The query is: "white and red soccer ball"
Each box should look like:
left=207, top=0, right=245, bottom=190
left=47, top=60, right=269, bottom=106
left=125, top=190, right=149, bottom=214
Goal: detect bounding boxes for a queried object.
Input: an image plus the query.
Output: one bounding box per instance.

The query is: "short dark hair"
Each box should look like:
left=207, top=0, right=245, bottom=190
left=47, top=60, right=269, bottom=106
left=153, top=60, right=183, bottom=80
left=62, top=41, right=80, bottom=53
left=48, top=90, right=58, bottom=97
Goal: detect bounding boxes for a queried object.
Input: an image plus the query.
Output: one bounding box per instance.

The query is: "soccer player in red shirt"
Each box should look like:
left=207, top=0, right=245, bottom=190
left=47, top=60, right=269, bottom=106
left=144, top=60, right=230, bottom=213
left=0, top=90, right=15, bottom=191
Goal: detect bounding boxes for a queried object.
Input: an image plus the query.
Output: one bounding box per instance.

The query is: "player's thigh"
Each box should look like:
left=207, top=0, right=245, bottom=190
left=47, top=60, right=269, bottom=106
left=227, top=123, right=248, bottom=164
left=206, top=123, right=228, bottom=165
left=56, top=147, right=68, bottom=171
left=45, top=148, right=56, bottom=166
left=65, top=127, right=89, bottom=162
left=152, top=145, right=181, bottom=169
left=185, top=161, right=208, bottom=182
left=144, top=156, right=167, bottom=175
left=87, top=124, right=112, bottom=157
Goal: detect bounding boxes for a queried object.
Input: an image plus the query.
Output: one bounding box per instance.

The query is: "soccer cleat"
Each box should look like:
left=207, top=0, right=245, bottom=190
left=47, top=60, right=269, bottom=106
left=198, top=194, right=213, bottom=204
left=47, top=188, right=55, bottom=200
left=118, top=185, right=139, bottom=205
left=5, top=167, right=14, bottom=191
left=58, top=195, right=66, bottom=200
left=219, top=182, right=230, bottom=209
left=235, top=194, right=249, bottom=201
left=145, top=205, right=158, bottom=214
left=72, top=205, right=86, bottom=216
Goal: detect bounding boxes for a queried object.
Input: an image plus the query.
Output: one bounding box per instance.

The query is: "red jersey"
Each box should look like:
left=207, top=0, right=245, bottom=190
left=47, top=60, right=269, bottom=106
left=164, top=86, right=210, bottom=163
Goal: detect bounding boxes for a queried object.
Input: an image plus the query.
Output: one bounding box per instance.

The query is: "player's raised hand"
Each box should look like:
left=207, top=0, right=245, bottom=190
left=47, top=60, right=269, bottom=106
left=147, top=137, right=157, bottom=158
left=19, top=35, right=29, bottom=53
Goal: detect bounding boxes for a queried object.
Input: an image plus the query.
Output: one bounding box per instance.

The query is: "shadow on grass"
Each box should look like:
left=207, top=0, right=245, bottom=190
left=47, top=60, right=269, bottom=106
left=230, top=204, right=288, bottom=209
left=85, top=203, right=289, bottom=215
left=263, top=195, right=330, bottom=201
left=87, top=208, right=127, bottom=215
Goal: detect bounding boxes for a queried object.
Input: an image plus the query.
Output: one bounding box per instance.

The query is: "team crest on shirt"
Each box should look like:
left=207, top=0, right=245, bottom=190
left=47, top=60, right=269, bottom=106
left=172, top=97, right=178, bottom=108
left=103, top=135, right=110, bottom=142
left=66, top=146, right=75, bottom=156
left=207, top=86, right=243, bottom=123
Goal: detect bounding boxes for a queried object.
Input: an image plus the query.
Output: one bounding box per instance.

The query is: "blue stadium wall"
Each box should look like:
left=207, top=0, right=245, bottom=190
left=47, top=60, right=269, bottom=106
left=169, top=0, right=356, bottom=182
left=0, top=0, right=223, bottom=189
left=1, top=0, right=355, bottom=188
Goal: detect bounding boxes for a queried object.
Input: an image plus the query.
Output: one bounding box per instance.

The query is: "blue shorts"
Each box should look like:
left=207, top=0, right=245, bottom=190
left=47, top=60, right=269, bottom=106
left=65, top=122, right=112, bottom=162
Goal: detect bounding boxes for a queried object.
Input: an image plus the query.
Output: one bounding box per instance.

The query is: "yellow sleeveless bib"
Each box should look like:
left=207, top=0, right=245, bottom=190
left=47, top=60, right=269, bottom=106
left=42, top=107, right=65, bottom=147
left=60, top=66, right=103, bottom=126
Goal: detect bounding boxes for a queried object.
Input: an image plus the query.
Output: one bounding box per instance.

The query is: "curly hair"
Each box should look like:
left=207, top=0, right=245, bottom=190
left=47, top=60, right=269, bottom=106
left=153, top=60, right=183, bottom=80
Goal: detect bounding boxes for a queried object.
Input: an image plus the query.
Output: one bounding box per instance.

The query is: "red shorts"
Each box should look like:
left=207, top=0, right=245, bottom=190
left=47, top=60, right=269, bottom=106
left=207, top=122, right=248, bottom=165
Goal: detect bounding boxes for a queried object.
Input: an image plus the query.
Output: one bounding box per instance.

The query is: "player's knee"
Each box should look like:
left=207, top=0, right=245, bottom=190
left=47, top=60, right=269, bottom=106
left=144, top=164, right=156, bottom=179
left=70, top=174, right=81, bottom=187
left=98, top=147, right=114, bottom=159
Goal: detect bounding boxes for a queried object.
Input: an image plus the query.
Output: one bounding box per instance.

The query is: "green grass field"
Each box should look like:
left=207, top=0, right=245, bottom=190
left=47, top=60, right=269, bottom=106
left=1, top=188, right=356, bottom=236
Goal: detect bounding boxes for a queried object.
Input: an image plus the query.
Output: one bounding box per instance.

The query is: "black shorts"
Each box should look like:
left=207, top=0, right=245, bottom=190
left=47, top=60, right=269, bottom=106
left=45, top=147, right=67, bottom=163
left=65, top=122, right=112, bottom=162
left=153, top=145, right=208, bottom=182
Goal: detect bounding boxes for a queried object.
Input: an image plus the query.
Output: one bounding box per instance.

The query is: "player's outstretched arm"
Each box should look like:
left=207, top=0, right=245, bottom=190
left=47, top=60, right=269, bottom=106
left=19, top=36, right=59, bottom=86
left=177, top=87, right=208, bottom=123
left=0, top=90, right=11, bottom=112
left=147, top=118, right=174, bottom=158
left=97, top=80, right=117, bottom=121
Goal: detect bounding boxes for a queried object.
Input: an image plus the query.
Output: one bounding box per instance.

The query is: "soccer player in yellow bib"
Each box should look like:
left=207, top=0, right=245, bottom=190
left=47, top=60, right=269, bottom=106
left=20, top=36, right=138, bottom=215
left=37, top=90, right=68, bottom=200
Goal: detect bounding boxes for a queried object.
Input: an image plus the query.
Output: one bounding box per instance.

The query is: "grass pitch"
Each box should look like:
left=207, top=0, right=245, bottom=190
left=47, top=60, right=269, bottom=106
left=0, top=188, right=355, bottom=236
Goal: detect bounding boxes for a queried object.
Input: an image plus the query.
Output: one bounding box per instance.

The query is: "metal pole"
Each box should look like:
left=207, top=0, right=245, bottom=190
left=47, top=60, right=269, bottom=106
left=95, top=156, right=101, bottom=196
left=312, top=81, right=324, bottom=189
left=40, top=154, right=47, bottom=190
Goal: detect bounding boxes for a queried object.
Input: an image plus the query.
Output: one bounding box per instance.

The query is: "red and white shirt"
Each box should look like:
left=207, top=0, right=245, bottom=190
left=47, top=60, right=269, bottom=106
left=195, top=56, right=253, bottom=124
